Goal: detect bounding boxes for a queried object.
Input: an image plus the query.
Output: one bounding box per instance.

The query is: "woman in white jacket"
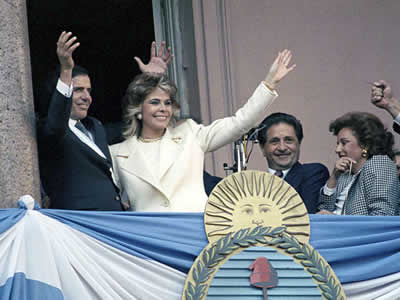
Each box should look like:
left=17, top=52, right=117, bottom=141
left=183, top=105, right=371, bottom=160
left=111, top=50, right=295, bottom=212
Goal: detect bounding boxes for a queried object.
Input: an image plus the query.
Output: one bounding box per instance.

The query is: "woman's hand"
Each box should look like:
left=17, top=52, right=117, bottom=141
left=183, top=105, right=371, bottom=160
left=264, top=49, right=296, bottom=89
left=134, top=41, right=173, bottom=74
left=333, top=156, right=356, bottom=176
left=326, top=156, right=356, bottom=189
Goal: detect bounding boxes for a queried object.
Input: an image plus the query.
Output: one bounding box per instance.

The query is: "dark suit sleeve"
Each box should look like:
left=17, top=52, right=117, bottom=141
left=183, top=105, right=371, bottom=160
left=299, top=164, right=329, bottom=213
left=37, top=89, right=72, bottom=149
left=393, top=122, right=400, bottom=135
left=203, top=171, right=222, bottom=196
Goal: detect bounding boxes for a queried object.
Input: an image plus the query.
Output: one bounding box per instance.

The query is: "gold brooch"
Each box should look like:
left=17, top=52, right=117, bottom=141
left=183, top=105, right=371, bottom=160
left=172, top=137, right=182, bottom=144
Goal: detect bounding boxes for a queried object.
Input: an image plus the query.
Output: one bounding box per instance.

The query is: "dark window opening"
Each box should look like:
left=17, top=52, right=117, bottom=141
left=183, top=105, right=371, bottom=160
left=27, top=0, right=155, bottom=124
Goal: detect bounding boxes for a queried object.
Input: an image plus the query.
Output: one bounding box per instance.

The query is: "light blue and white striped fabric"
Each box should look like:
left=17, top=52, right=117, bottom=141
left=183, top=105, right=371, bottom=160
left=0, top=196, right=399, bottom=299
left=208, top=247, right=321, bottom=299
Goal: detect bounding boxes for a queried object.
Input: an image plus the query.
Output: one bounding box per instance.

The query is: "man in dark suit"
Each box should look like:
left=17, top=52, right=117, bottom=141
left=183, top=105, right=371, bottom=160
left=257, top=113, right=329, bottom=213
left=37, top=31, right=172, bottom=210
left=37, top=31, right=124, bottom=210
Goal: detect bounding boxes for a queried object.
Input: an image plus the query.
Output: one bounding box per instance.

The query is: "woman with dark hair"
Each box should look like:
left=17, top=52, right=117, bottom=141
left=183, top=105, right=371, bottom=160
left=110, top=50, right=296, bottom=212
left=318, top=112, right=400, bottom=216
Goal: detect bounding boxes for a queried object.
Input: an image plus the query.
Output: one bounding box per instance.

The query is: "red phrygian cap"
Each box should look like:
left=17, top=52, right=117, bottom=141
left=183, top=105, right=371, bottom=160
left=249, top=257, right=279, bottom=288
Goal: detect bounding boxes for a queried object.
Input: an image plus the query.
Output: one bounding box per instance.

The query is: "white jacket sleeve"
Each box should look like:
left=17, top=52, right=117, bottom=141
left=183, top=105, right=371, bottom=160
left=189, top=82, right=278, bottom=152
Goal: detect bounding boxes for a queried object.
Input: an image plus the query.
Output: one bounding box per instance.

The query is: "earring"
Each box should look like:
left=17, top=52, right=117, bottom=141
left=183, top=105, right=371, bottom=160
left=136, top=113, right=142, bottom=120
left=361, top=149, right=368, bottom=158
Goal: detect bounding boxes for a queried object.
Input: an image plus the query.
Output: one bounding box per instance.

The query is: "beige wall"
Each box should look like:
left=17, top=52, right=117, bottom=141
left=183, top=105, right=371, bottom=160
left=193, top=0, right=400, bottom=177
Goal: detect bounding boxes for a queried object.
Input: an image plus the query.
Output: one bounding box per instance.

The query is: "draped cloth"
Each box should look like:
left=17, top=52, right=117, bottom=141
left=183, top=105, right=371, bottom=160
left=0, top=196, right=399, bottom=299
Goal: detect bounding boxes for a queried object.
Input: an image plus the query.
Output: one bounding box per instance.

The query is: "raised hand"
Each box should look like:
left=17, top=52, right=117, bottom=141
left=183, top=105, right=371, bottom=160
left=370, top=80, right=400, bottom=118
left=56, top=31, right=80, bottom=71
left=371, top=80, right=390, bottom=107
left=134, top=41, right=173, bottom=74
left=264, top=49, right=296, bottom=90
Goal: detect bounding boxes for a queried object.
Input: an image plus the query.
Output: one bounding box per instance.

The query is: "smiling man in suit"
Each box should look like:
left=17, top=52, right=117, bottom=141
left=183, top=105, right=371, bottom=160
left=37, top=31, right=124, bottom=210
left=257, top=113, right=329, bottom=213
left=37, top=31, right=172, bottom=210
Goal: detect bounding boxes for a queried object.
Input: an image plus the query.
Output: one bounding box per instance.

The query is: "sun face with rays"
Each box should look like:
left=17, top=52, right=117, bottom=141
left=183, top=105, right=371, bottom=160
left=234, top=198, right=282, bottom=229
left=204, top=170, right=310, bottom=244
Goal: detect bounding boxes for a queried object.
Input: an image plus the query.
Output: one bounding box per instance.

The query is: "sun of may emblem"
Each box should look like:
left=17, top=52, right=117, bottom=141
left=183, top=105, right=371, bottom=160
left=183, top=171, right=345, bottom=300
left=204, top=170, right=310, bottom=244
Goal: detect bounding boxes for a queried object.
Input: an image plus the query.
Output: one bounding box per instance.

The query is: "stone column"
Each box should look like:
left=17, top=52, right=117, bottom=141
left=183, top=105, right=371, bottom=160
left=0, top=0, right=40, bottom=207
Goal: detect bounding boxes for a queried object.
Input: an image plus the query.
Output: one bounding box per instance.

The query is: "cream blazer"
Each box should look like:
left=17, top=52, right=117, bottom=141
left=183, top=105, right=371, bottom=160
left=110, top=82, right=277, bottom=212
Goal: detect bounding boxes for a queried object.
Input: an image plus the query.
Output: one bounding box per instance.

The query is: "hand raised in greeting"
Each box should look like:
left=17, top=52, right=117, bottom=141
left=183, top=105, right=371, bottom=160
left=264, top=49, right=296, bottom=90
left=56, top=31, right=80, bottom=71
left=134, top=41, right=173, bottom=74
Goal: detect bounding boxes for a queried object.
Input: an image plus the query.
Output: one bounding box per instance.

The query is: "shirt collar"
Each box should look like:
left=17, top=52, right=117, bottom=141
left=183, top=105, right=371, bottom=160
left=268, top=167, right=291, bottom=179
left=69, top=118, right=81, bottom=127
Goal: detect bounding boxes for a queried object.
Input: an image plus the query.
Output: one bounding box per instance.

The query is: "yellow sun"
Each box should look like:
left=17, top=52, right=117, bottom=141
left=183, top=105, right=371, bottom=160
left=204, top=170, right=310, bottom=244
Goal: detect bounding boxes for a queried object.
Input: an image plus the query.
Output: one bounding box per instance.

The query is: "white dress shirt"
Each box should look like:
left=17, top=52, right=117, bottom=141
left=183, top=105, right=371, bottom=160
left=268, top=167, right=291, bottom=179
left=56, top=79, right=106, bottom=160
left=322, top=173, right=357, bottom=215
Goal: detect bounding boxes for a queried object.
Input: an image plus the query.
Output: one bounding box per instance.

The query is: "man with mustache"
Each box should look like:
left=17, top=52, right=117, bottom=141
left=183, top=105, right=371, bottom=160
left=257, top=113, right=329, bottom=213
left=37, top=31, right=171, bottom=210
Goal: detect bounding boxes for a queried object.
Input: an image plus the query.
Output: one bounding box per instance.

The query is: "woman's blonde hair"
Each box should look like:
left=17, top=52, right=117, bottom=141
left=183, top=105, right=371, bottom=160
left=122, top=73, right=180, bottom=138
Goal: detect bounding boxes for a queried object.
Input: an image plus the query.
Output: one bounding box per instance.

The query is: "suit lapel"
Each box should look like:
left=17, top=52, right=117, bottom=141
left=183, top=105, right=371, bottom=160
left=87, top=118, right=112, bottom=161
left=115, top=137, right=160, bottom=189
left=114, top=129, right=184, bottom=195
left=159, top=128, right=184, bottom=178
left=69, top=118, right=108, bottom=160
left=284, top=162, right=302, bottom=189
left=342, top=171, right=362, bottom=215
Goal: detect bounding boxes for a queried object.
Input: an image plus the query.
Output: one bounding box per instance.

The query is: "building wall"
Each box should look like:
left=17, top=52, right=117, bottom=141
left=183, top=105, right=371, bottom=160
left=0, top=0, right=40, bottom=206
left=192, top=0, right=400, bottom=177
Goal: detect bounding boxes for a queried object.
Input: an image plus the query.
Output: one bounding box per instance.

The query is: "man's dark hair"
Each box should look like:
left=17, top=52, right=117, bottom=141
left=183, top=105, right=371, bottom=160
left=37, top=65, right=90, bottom=119
left=257, top=112, right=303, bottom=145
left=71, top=65, right=89, bottom=78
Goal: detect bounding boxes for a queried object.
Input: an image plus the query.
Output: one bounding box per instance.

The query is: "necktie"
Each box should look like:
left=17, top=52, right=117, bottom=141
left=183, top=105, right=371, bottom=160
left=274, top=170, right=283, bottom=178
left=75, top=121, right=92, bottom=140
